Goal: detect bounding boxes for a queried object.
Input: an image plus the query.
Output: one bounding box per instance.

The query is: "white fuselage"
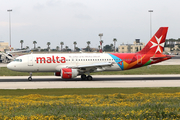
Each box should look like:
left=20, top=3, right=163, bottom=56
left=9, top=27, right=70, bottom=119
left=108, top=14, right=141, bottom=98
left=7, top=53, right=122, bottom=72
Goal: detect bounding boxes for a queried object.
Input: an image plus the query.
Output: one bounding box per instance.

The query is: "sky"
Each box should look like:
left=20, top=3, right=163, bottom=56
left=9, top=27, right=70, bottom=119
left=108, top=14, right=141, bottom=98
left=0, top=0, right=180, bottom=50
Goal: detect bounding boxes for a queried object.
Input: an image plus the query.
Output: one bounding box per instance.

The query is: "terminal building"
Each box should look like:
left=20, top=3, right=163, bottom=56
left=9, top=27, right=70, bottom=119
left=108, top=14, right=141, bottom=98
left=0, top=41, right=10, bottom=52
left=118, top=39, right=145, bottom=53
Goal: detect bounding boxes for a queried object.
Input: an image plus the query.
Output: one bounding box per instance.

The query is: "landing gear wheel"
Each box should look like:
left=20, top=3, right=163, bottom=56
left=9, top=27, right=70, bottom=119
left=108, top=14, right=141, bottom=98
left=87, top=75, right=93, bottom=80
left=28, top=72, right=32, bottom=81
left=28, top=77, right=32, bottom=81
left=81, top=74, right=86, bottom=80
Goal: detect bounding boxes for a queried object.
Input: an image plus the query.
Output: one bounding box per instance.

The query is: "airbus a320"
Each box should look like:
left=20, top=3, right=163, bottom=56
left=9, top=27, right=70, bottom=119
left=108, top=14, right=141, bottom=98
left=7, top=27, right=172, bottom=81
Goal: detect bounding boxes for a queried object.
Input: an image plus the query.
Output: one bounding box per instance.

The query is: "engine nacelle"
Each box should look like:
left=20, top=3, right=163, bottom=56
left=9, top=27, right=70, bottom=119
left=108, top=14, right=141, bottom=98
left=61, top=68, right=79, bottom=79
left=54, top=72, right=61, bottom=76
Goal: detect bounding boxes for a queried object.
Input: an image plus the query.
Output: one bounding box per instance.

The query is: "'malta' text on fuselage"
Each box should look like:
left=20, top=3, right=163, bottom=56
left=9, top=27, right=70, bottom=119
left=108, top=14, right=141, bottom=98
left=36, top=56, right=66, bottom=63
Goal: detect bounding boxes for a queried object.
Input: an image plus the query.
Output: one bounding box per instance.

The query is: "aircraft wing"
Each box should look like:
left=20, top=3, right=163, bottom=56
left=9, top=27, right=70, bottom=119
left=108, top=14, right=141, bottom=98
left=69, top=62, right=113, bottom=69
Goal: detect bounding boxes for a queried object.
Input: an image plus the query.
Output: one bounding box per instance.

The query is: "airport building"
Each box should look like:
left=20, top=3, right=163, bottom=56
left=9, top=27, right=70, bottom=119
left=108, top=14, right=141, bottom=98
left=164, top=39, right=180, bottom=54
left=0, top=41, right=10, bottom=52
left=118, top=39, right=145, bottom=53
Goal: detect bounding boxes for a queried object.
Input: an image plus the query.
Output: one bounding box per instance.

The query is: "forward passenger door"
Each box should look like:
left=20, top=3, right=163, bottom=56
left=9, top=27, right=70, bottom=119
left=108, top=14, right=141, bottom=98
left=28, top=55, right=33, bottom=66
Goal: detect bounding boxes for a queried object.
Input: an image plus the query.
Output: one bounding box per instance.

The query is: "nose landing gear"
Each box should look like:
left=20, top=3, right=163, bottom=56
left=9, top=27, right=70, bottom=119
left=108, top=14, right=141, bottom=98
left=28, top=72, right=32, bottom=81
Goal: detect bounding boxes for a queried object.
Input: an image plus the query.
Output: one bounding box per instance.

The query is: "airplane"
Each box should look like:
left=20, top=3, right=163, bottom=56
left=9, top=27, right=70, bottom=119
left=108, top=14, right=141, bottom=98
left=7, top=27, right=172, bottom=81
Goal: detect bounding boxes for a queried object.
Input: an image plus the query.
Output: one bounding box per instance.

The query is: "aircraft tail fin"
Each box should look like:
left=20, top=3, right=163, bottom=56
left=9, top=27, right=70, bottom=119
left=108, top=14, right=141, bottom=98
left=138, top=27, right=168, bottom=54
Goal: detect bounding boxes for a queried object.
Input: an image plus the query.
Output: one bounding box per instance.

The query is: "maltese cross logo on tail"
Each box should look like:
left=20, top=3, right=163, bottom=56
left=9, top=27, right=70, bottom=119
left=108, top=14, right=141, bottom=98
left=150, top=35, right=164, bottom=53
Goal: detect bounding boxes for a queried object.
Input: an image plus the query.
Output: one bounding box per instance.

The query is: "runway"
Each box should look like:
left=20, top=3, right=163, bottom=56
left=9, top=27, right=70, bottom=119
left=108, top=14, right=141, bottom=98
left=1, top=75, right=180, bottom=89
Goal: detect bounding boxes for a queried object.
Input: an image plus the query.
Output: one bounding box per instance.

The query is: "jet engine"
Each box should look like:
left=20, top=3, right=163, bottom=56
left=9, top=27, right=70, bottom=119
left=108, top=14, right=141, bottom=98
left=54, top=72, right=61, bottom=76
left=61, top=68, right=79, bottom=79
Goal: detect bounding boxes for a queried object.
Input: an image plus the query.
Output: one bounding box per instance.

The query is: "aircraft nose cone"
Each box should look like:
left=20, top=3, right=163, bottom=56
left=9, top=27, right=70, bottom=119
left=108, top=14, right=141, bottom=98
left=7, top=63, right=11, bottom=69
left=7, top=63, right=14, bottom=70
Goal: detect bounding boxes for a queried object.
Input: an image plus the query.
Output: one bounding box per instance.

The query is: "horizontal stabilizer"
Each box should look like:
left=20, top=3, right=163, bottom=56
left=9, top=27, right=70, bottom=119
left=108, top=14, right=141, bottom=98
left=150, top=55, right=173, bottom=60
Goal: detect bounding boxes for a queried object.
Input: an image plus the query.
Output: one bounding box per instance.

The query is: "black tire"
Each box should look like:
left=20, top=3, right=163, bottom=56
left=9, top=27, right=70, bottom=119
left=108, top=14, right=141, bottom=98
left=87, top=75, right=93, bottom=80
left=81, top=74, right=86, bottom=80
left=28, top=77, right=32, bottom=81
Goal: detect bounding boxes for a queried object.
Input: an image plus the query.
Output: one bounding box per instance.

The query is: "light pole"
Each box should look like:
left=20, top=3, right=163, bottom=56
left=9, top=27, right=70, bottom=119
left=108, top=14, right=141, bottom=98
left=148, top=10, right=153, bottom=38
left=7, top=9, right=12, bottom=51
left=99, top=33, right=103, bottom=53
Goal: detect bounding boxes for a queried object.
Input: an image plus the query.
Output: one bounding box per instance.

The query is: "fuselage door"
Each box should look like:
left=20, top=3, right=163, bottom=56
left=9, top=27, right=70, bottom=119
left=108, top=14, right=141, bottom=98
left=28, top=55, right=33, bottom=66
left=137, top=54, right=142, bottom=65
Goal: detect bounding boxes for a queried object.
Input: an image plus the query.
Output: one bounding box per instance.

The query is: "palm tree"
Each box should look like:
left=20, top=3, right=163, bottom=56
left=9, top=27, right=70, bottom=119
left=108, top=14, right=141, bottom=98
left=37, top=46, right=41, bottom=51
left=110, top=44, right=113, bottom=51
left=26, top=46, right=29, bottom=50
left=65, top=46, right=68, bottom=51
left=98, top=45, right=100, bottom=51
left=56, top=46, right=59, bottom=51
left=73, top=41, right=77, bottom=51
left=60, top=42, right=64, bottom=51
left=87, top=41, right=91, bottom=52
left=47, top=42, right=51, bottom=51
left=33, top=41, right=37, bottom=49
left=113, top=38, right=117, bottom=52
left=20, top=40, right=24, bottom=49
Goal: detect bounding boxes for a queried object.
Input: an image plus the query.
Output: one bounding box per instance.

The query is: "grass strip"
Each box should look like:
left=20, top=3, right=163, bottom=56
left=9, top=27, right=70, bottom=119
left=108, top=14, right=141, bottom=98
left=0, top=87, right=180, bottom=96
left=1, top=92, right=180, bottom=119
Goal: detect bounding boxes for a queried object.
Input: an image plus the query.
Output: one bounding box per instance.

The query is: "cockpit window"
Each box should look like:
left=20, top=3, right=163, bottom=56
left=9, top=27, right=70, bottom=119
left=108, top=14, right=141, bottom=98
left=13, top=59, right=22, bottom=62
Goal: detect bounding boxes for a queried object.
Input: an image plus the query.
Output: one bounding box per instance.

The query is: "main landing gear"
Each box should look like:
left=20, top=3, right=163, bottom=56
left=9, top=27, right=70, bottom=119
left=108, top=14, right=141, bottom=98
left=28, top=72, right=32, bottom=81
left=81, top=74, right=93, bottom=80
